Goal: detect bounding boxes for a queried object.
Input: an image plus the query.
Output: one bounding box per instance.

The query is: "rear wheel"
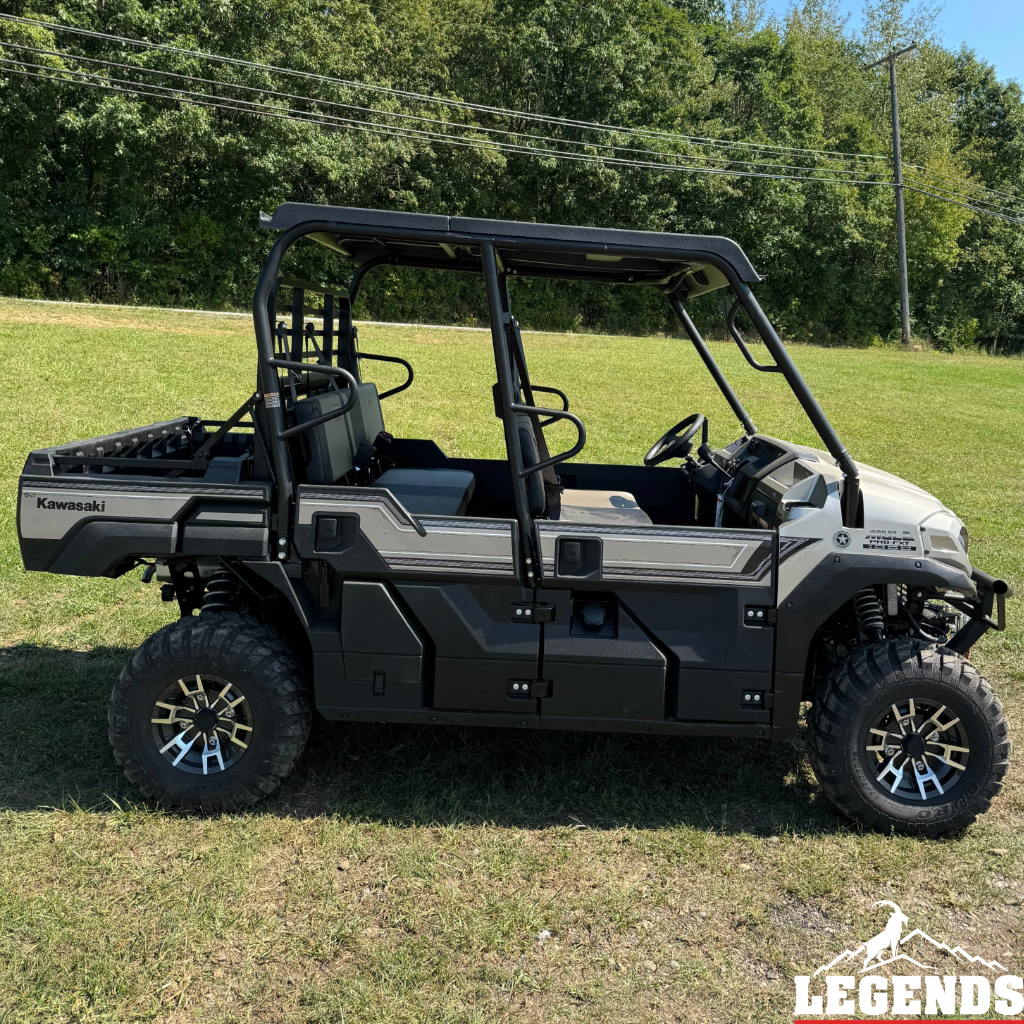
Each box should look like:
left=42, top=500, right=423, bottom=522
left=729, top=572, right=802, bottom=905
left=109, top=612, right=312, bottom=811
left=807, top=639, right=1010, bottom=835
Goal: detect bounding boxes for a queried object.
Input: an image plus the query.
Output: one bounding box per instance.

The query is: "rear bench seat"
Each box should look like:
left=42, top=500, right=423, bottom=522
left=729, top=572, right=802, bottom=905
left=294, top=384, right=475, bottom=516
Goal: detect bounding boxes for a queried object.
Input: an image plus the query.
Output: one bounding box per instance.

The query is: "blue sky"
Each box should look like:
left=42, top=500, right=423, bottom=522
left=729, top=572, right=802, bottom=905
left=762, top=1, right=1024, bottom=85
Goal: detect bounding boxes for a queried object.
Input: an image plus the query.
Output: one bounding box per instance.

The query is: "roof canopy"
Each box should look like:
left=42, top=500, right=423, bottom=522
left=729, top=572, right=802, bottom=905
left=260, top=203, right=760, bottom=297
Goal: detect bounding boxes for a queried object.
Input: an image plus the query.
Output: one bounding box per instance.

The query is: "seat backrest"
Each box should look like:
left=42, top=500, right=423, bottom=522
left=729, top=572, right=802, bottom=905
left=350, top=382, right=385, bottom=446
left=294, top=389, right=356, bottom=484
left=294, top=382, right=385, bottom=485
left=516, top=413, right=546, bottom=515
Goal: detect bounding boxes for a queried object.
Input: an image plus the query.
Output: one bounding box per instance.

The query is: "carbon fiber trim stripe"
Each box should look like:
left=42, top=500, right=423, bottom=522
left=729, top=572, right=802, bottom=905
left=298, top=486, right=419, bottom=529
left=386, top=557, right=515, bottom=575
left=536, top=521, right=768, bottom=542
left=602, top=559, right=772, bottom=584
left=23, top=477, right=270, bottom=499
left=541, top=535, right=815, bottom=583
left=778, top=536, right=817, bottom=562
left=419, top=517, right=512, bottom=531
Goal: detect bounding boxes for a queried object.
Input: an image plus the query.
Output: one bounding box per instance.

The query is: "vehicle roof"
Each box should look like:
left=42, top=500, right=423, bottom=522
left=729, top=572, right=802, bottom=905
left=260, top=203, right=760, bottom=296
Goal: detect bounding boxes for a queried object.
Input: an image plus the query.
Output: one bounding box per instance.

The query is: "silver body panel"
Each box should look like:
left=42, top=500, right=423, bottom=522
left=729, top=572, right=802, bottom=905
left=296, top=486, right=517, bottom=576
left=536, top=521, right=775, bottom=585
left=21, top=485, right=191, bottom=540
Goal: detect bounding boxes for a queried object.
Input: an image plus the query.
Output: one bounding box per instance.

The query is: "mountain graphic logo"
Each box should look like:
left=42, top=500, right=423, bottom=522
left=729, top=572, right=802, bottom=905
left=813, top=901, right=1008, bottom=977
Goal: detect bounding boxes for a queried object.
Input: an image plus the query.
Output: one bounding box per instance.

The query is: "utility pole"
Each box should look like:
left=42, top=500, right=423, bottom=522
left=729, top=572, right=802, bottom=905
left=865, top=42, right=917, bottom=346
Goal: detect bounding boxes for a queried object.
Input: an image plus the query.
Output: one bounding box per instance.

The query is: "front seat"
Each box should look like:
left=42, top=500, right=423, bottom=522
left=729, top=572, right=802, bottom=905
left=557, top=488, right=652, bottom=525
left=518, top=413, right=652, bottom=526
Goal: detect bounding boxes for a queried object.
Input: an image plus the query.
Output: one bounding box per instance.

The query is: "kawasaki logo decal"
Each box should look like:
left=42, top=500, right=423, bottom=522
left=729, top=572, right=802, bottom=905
left=36, top=497, right=106, bottom=512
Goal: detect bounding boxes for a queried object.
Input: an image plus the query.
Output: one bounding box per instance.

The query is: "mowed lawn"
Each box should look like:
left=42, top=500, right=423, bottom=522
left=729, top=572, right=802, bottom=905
left=0, top=296, right=1022, bottom=1023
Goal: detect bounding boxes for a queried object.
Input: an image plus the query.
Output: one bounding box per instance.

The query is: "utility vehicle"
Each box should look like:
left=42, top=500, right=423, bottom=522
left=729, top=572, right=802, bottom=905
left=18, top=204, right=1011, bottom=833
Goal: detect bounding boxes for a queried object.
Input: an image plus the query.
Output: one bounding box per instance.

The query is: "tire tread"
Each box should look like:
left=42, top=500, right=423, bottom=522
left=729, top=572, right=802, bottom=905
left=807, top=639, right=1010, bottom=835
left=108, top=612, right=312, bottom=812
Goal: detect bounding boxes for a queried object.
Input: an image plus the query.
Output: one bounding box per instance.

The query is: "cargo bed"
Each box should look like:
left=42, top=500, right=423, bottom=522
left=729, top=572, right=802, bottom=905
left=18, top=416, right=270, bottom=577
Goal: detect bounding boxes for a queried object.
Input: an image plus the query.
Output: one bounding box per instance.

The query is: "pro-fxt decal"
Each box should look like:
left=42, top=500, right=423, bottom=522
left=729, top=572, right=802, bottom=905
left=862, top=528, right=917, bottom=552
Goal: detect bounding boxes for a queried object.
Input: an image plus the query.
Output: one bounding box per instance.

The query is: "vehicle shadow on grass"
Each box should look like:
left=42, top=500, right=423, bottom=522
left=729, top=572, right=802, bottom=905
left=0, top=644, right=845, bottom=835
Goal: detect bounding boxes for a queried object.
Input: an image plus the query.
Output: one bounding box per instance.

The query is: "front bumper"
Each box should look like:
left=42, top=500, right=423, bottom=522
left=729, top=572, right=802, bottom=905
left=945, top=567, right=1012, bottom=654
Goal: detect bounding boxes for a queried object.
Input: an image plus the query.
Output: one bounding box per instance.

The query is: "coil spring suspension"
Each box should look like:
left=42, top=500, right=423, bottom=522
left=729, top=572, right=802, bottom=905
left=853, top=587, right=885, bottom=642
left=202, top=568, right=240, bottom=614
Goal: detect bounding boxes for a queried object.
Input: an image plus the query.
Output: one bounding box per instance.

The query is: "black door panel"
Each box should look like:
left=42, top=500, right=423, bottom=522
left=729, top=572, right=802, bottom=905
left=397, top=582, right=541, bottom=715
left=538, top=589, right=668, bottom=724
left=674, top=668, right=772, bottom=724
left=536, top=518, right=778, bottom=728
left=620, top=586, right=774, bottom=671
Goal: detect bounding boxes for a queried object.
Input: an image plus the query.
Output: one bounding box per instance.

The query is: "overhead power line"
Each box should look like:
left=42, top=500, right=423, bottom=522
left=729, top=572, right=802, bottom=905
left=903, top=183, right=1024, bottom=223
left=2, top=11, right=1021, bottom=206
left=903, top=175, right=1024, bottom=219
left=0, top=58, right=916, bottom=189
left=2, top=11, right=1020, bottom=215
left=0, top=40, right=904, bottom=180
left=0, top=12, right=914, bottom=164
left=906, top=165, right=1024, bottom=208
left=6, top=57, right=1024, bottom=227
left=1, top=16, right=1022, bottom=226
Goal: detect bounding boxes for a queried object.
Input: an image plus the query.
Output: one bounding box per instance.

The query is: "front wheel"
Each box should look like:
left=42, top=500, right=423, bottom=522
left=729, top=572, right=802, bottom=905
left=807, top=639, right=1010, bottom=835
left=108, top=612, right=312, bottom=811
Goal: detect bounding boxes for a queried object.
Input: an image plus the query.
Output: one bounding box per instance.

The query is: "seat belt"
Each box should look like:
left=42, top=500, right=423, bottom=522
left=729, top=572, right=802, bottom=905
left=508, top=316, right=563, bottom=519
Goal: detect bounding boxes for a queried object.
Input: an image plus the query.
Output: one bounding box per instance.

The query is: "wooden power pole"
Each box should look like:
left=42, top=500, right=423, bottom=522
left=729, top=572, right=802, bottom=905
left=865, top=42, right=917, bottom=346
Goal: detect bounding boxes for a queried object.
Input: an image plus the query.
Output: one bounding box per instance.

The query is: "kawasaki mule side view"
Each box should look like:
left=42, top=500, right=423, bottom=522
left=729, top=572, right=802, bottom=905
left=17, top=204, right=1012, bottom=833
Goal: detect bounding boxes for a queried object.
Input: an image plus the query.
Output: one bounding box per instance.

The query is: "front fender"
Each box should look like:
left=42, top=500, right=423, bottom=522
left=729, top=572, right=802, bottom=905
left=777, top=553, right=973, bottom=676
left=769, top=553, right=973, bottom=741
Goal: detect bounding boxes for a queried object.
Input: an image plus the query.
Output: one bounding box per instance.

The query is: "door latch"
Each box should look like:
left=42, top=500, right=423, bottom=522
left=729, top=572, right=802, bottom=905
left=511, top=602, right=554, bottom=623
left=507, top=679, right=551, bottom=699
left=743, top=605, right=777, bottom=626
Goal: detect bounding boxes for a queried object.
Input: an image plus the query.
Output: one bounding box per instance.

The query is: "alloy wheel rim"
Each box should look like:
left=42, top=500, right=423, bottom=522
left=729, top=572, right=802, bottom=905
left=150, top=674, right=252, bottom=775
left=865, top=697, right=970, bottom=802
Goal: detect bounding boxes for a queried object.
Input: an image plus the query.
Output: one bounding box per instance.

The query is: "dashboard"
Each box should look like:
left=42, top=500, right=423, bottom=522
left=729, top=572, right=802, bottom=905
left=691, top=435, right=826, bottom=529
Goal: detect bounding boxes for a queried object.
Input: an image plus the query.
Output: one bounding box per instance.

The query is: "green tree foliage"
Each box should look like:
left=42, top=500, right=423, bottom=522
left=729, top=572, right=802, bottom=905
left=0, top=0, right=1022, bottom=350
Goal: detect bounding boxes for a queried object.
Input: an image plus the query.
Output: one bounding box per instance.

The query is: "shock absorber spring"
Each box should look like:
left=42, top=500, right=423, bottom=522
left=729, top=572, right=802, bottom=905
left=853, top=586, right=885, bottom=642
left=202, top=567, right=240, bottom=614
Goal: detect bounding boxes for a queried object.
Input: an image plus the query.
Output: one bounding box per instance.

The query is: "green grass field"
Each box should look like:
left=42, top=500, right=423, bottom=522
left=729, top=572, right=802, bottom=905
left=0, top=297, right=1021, bottom=1023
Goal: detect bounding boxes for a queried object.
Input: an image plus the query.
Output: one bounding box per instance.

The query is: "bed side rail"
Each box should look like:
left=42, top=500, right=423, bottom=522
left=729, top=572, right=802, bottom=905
left=23, top=418, right=195, bottom=477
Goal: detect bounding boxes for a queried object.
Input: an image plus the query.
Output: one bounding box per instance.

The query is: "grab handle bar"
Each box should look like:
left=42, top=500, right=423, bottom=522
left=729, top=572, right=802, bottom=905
left=358, top=351, right=414, bottom=399
left=727, top=298, right=783, bottom=373
left=511, top=402, right=586, bottom=477
left=529, top=384, right=569, bottom=427
left=268, top=359, right=360, bottom=439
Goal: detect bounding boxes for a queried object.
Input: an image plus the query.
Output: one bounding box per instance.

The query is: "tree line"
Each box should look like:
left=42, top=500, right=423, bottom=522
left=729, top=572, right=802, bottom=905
left=1, top=0, right=1022, bottom=352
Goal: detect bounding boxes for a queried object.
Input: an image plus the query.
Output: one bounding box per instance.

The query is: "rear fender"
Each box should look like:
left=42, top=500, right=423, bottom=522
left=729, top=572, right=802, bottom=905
left=18, top=477, right=270, bottom=576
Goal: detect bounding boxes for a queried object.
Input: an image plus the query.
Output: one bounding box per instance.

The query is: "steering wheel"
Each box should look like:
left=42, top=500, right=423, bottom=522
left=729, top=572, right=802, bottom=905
left=644, top=413, right=706, bottom=467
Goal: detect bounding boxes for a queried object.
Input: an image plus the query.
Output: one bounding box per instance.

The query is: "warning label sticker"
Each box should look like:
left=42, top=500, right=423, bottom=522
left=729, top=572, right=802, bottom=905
left=264, top=392, right=281, bottom=409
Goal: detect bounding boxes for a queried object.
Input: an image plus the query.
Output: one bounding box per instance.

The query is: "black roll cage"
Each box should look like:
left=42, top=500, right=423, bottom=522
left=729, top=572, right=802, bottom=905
left=252, top=216, right=861, bottom=560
